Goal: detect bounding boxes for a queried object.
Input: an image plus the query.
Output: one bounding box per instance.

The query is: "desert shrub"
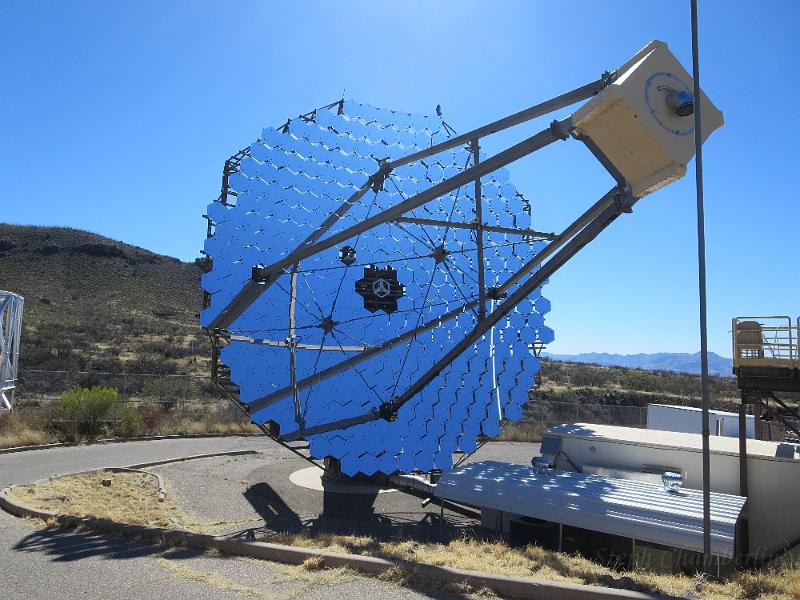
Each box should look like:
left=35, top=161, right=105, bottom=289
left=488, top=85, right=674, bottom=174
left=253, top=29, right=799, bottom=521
left=135, top=340, right=191, bottom=360
left=143, top=405, right=165, bottom=434
left=142, top=377, right=186, bottom=410
left=0, top=407, right=60, bottom=448
left=114, top=403, right=144, bottom=438
left=129, top=355, right=180, bottom=375
left=186, top=403, right=211, bottom=422
left=59, top=385, right=119, bottom=439
left=217, top=402, right=247, bottom=424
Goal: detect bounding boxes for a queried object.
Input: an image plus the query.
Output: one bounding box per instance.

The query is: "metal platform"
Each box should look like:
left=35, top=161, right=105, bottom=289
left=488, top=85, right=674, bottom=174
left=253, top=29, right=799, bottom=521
left=733, top=316, right=800, bottom=440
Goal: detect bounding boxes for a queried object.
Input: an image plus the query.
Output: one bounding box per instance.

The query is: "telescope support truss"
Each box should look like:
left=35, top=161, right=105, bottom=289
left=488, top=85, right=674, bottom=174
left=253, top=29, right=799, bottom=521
left=201, top=70, right=655, bottom=441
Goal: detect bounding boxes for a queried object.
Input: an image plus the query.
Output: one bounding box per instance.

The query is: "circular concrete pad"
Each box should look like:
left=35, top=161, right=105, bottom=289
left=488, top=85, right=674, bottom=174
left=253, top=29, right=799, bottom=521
left=289, top=466, right=396, bottom=494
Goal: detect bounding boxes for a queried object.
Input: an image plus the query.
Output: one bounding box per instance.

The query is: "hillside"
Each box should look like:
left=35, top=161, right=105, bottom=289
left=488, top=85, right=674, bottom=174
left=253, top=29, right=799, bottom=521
left=0, top=224, right=208, bottom=377
left=544, top=351, right=733, bottom=376
left=533, top=359, right=739, bottom=410
left=0, top=223, right=743, bottom=414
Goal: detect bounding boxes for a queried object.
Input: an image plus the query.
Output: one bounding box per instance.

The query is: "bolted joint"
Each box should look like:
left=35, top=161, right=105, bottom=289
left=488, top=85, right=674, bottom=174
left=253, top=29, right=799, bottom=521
left=379, top=401, right=398, bottom=422
left=549, top=118, right=573, bottom=141
left=614, top=186, right=636, bottom=214
left=251, top=266, right=271, bottom=283
left=600, top=69, right=617, bottom=88
left=369, top=159, right=393, bottom=193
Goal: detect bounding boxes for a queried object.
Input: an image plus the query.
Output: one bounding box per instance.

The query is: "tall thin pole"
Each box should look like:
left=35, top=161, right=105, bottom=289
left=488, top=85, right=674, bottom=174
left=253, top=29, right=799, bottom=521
left=690, top=0, right=713, bottom=574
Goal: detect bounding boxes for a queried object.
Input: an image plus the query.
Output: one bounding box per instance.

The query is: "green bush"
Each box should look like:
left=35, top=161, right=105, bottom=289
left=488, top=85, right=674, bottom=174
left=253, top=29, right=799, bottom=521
left=59, top=385, right=119, bottom=439
left=114, top=403, right=143, bottom=438
left=187, top=403, right=211, bottom=422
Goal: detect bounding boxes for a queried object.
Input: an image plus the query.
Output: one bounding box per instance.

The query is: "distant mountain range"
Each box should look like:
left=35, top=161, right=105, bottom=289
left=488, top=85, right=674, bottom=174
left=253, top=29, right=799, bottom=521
left=543, top=352, right=733, bottom=376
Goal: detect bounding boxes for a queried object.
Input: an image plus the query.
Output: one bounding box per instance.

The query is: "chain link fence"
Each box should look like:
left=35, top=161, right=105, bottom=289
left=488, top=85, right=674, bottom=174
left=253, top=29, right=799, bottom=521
left=12, top=369, right=650, bottom=443
left=14, top=369, right=223, bottom=409
left=498, top=402, right=648, bottom=442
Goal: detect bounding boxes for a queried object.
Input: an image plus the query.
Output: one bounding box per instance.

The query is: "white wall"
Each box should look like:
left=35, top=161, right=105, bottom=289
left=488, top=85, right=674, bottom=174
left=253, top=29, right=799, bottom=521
left=552, top=432, right=800, bottom=557
left=647, top=404, right=755, bottom=439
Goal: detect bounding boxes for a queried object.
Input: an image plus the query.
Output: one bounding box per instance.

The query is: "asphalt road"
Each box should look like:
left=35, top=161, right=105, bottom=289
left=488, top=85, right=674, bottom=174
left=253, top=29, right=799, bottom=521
left=0, top=436, right=539, bottom=600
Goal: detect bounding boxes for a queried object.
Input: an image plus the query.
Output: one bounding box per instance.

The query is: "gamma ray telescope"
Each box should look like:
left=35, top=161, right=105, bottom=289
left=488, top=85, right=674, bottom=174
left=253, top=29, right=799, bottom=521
left=200, top=41, right=723, bottom=476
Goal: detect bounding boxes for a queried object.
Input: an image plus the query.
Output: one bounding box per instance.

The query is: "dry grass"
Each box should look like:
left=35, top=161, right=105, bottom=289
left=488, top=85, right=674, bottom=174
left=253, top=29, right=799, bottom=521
left=267, top=532, right=800, bottom=600
left=158, top=559, right=276, bottom=599
left=10, top=471, right=197, bottom=529
left=0, top=404, right=258, bottom=450
left=171, top=418, right=259, bottom=436
left=14, top=471, right=800, bottom=599
left=0, top=427, right=58, bottom=449
left=494, top=421, right=544, bottom=443
left=158, top=554, right=358, bottom=599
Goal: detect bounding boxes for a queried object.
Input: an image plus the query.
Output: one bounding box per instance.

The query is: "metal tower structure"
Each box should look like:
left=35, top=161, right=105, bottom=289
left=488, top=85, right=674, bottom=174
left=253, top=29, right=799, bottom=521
left=0, top=291, right=24, bottom=411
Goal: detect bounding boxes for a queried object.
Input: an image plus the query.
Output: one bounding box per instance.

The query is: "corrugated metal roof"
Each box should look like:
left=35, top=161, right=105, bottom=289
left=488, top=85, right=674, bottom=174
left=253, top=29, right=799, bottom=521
left=436, top=460, right=746, bottom=558
left=546, top=423, right=800, bottom=461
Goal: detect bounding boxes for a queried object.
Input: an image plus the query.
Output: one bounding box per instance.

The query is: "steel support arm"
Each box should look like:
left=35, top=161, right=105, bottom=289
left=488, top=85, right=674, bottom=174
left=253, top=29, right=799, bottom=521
left=389, top=187, right=634, bottom=415
left=266, top=187, right=635, bottom=442
left=207, top=72, right=617, bottom=332
left=392, top=216, right=556, bottom=240
left=245, top=186, right=622, bottom=415
left=209, top=124, right=567, bottom=330
left=387, top=73, right=615, bottom=170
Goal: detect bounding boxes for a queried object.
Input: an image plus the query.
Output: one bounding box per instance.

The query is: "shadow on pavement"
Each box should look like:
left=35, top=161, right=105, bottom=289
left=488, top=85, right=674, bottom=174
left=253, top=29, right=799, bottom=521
left=243, top=481, right=304, bottom=533
left=11, top=525, right=191, bottom=562
left=237, top=478, right=481, bottom=548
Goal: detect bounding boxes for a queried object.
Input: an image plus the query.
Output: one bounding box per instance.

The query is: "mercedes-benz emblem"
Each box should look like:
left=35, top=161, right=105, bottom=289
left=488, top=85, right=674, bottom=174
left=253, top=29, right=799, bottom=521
left=355, top=265, right=405, bottom=313
left=372, top=278, right=391, bottom=298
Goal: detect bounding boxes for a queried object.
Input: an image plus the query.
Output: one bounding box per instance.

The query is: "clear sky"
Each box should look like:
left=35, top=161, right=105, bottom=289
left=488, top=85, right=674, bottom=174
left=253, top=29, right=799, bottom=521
left=2, top=1, right=798, bottom=357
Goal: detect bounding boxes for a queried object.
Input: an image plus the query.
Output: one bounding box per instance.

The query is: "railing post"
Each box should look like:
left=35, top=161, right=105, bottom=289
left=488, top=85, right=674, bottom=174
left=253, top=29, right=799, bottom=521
left=472, top=138, right=487, bottom=322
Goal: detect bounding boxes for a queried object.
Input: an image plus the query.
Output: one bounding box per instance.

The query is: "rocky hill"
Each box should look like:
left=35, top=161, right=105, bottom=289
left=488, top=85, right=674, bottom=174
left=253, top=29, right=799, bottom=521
left=0, top=224, right=207, bottom=377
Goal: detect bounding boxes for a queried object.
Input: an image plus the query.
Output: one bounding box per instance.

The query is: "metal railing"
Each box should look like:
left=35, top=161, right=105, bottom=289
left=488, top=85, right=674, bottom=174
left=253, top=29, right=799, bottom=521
left=0, top=291, right=24, bottom=411
left=732, top=316, right=799, bottom=369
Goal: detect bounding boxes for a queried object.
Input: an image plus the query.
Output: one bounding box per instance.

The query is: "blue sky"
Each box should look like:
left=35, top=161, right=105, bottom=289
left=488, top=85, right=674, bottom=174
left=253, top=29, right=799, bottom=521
left=2, top=1, right=798, bottom=357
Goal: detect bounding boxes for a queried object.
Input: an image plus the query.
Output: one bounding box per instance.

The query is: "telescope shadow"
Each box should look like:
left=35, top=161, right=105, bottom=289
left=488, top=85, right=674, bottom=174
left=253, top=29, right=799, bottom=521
left=234, top=479, right=484, bottom=547
left=12, top=523, right=187, bottom=562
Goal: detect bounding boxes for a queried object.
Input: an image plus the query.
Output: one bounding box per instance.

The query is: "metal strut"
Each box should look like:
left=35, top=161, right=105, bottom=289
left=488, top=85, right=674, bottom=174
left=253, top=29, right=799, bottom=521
left=207, top=72, right=616, bottom=331
left=281, top=186, right=635, bottom=440
left=246, top=186, right=623, bottom=415
left=202, top=77, right=633, bottom=442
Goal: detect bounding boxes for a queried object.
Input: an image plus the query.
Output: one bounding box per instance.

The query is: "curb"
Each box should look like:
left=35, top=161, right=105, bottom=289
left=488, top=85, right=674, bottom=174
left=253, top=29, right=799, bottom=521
left=0, top=452, right=674, bottom=600
left=37, top=450, right=261, bottom=483
left=0, top=432, right=264, bottom=456
left=126, top=450, right=261, bottom=470
left=25, top=467, right=168, bottom=503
